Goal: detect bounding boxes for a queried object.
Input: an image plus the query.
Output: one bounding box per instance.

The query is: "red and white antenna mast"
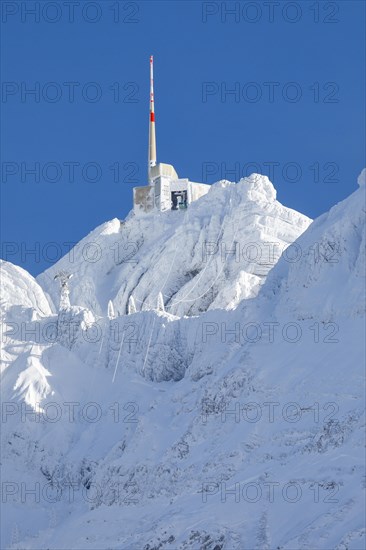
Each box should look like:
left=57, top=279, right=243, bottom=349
left=148, top=55, right=157, bottom=183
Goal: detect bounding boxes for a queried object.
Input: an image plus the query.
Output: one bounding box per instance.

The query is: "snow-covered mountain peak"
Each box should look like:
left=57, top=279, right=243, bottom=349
left=202, top=172, right=276, bottom=202
left=357, top=167, right=366, bottom=187
left=261, top=180, right=366, bottom=321
left=2, top=172, right=365, bottom=550
left=37, top=174, right=311, bottom=317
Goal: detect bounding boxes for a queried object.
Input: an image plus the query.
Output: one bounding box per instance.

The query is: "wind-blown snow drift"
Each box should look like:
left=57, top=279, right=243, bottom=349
left=1, top=174, right=365, bottom=550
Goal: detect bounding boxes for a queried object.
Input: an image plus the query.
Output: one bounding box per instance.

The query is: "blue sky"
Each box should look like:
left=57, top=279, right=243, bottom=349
left=1, top=0, right=365, bottom=275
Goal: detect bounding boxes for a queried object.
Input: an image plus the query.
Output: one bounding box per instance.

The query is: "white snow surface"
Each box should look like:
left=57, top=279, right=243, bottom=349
left=1, top=174, right=365, bottom=550
left=1, top=260, right=52, bottom=320
left=37, top=175, right=311, bottom=317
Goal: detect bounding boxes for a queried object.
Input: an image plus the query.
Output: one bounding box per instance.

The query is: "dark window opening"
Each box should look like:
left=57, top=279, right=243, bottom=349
left=171, top=190, right=188, bottom=210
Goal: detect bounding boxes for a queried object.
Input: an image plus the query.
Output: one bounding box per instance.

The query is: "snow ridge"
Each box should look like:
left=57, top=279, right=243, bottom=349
left=1, top=173, right=365, bottom=550
left=37, top=174, right=311, bottom=317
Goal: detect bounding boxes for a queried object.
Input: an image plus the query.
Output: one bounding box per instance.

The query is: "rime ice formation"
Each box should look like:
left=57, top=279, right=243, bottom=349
left=37, top=175, right=312, bottom=317
left=1, top=173, right=365, bottom=550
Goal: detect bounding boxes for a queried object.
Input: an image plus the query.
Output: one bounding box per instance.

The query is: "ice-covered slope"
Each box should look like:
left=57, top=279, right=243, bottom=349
left=37, top=175, right=311, bottom=317
left=1, top=260, right=52, bottom=320
left=0, top=260, right=53, bottom=378
left=262, top=177, right=366, bottom=321
left=1, top=174, right=365, bottom=550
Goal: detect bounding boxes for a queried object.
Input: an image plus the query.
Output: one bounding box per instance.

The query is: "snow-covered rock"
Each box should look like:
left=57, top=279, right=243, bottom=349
left=1, top=259, right=52, bottom=321
left=263, top=182, right=366, bottom=320
left=37, top=175, right=311, bottom=317
left=1, top=173, right=365, bottom=550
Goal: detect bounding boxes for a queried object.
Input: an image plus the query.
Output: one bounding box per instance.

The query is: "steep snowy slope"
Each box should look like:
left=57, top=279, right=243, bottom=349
left=37, top=175, right=311, bottom=317
left=1, top=174, right=365, bottom=550
left=1, top=260, right=52, bottom=320
left=263, top=176, right=366, bottom=321
left=0, top=260, right=53, bottom=379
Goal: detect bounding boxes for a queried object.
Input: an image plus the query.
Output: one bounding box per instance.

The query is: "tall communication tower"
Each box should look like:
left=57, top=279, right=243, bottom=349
left=148, top=55, right=157, bottom=183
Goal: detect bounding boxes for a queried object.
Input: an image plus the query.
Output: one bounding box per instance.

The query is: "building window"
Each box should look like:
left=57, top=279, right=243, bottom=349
left=171, top=190, right=188, bottom=210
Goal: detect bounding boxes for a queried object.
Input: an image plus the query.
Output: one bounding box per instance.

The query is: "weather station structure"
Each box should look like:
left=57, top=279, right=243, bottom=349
left=133, top=56, right=210, bottom=213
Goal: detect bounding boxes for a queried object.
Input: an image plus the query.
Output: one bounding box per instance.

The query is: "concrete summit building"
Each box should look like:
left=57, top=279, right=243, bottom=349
left=133, top=57, right=210, bottom=213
